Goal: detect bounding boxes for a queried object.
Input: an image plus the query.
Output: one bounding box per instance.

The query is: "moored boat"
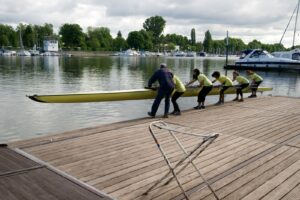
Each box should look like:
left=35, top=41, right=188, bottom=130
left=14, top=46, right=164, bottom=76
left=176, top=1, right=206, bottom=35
left=225, top=49, right=300, bottom=70
left=27, top=86, right=272, bottom=103
left=272, top=49, right=300, bottom=61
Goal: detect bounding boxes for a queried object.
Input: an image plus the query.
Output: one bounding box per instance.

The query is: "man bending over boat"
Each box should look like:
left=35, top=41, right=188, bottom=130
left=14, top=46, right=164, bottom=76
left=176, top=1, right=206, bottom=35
left=147, top=63, right=175, bottom=118
left=186, top=69, right=213, bottom=109
left=232, top=71, right=249, bottom=102
left=171, top=74, right=186, bottom=115
left=211, top=71, right=233, bottom=105
left=246, top=70, right=263, bottom=98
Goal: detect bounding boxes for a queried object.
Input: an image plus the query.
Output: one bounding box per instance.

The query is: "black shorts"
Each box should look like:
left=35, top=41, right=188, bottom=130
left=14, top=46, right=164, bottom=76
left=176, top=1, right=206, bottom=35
left=220, top=86, right=230, bottom=94
left=252, top=81, right=262, bottom=91
left=240, top=83, right=250, bottom=90
left=198, top=86, right=213, bottom=102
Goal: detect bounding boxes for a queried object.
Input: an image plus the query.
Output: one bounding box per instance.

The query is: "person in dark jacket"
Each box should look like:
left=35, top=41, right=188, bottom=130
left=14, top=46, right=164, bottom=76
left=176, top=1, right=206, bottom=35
left=147, top=63, right=175, bottom=118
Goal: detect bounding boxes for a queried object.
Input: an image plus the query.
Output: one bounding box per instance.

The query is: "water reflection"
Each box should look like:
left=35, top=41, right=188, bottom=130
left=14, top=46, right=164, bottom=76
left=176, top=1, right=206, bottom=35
left=0, top=56, right=299, bottom=142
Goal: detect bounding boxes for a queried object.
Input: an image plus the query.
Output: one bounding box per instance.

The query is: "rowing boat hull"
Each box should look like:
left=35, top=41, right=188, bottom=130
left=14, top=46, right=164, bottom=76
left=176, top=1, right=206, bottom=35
left=28, top=87, right=273, bottom=103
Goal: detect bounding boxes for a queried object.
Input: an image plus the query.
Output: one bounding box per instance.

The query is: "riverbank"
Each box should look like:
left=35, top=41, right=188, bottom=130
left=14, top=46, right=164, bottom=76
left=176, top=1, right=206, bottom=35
left=9, top=96, right=300, bottom=200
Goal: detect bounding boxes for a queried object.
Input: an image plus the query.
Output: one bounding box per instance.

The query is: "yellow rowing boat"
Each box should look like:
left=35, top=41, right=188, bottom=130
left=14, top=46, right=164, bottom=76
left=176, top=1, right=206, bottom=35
left=27, top=86, right=272, bottom=103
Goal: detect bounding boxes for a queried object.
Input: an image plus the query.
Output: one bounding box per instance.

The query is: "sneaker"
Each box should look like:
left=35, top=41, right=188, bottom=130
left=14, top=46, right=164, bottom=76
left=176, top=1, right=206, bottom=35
left=238, top=99, right=244, bottom=102
left=163, top=114, right=168, bottom=118
left=173, top=111, right=181, bottom=115
left=215, top=101, right=223, bottom=105
left=147, top=112, right=155, bottom=118
left=170, top=111, right=176, bottom=115
left=200, top=105, right=205, bottom=109
left=248, top=95, right=257, bottom=98
left=194, top=106, right=201, bottom=109
left=232, top=98, right=238, bottom=101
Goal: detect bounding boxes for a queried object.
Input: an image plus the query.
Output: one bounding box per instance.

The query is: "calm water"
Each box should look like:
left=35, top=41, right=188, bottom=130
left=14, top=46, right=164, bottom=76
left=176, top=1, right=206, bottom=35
left=0, top=56, right=299, bottom=142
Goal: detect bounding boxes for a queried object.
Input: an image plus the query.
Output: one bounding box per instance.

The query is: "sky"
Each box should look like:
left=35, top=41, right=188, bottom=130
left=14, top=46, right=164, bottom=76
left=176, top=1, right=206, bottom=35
left=0, top=0, right=299, bottom=48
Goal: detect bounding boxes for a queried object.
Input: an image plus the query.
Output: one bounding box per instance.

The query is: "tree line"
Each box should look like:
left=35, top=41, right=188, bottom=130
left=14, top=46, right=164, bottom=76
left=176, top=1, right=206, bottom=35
left=0, top=16, right=288, bottom=54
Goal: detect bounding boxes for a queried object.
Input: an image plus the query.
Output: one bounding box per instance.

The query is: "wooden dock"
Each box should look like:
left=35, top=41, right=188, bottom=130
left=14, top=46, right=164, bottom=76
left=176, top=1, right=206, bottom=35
left=0, top=145, right=113, bottom=200
left=9, top=96, right=300, bottom=200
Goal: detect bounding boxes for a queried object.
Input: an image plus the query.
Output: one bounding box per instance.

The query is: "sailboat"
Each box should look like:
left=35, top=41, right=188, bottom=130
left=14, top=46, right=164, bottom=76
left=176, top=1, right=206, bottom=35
left=272, top=0, right=300, bottom=61
left=225, top=0, right=300, bottom=70
left=17, top=29, right=31, bottom=56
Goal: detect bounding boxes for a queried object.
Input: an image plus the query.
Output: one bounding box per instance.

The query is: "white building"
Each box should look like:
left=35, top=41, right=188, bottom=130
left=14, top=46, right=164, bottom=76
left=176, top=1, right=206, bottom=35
left=43, top=39, right=58, bottom=52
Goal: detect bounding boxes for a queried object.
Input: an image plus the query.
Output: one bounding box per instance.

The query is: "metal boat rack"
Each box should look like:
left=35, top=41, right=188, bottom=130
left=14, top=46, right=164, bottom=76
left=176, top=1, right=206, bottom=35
left=144, top=121, right=220, bottom=200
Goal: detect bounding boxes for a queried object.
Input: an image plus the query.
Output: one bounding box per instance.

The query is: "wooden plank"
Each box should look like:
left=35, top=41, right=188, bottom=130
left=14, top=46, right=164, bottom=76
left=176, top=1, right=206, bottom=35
left=111, top=141, right=273, bottom=199
left=0, top=147, right=39, bottom=173
left=280, top=183, right=300, bottom=200
left=186, top=147, right=298, bottom=200
left=221, top=151, right=300, bottom=200
left=96, top=137, right=260, bottom=192
left=0, top=168, right=110, bottom=200
left=261, top=170, right=300, bottom=200
left=242, top=160, right=300, bottom=200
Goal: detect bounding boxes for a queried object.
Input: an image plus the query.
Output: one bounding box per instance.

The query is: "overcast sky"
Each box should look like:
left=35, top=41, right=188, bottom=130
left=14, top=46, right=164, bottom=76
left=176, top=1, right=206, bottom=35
left=0, top=0, right=299, bottom=47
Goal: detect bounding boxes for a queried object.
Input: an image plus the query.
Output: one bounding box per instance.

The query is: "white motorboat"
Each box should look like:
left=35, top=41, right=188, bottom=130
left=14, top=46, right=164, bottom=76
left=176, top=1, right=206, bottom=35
left=0, top=50, right=16, bottom=56
left=186, top=51, right=197, bottom=57
left=172, top=51, right=186, bottom=57
left=17, top=50, right=31, bottom=56
left=225, top=49, right=300, bottom=70
left=272, top=49, right=300, bottom=61
left=118, top=49, right=140, bottom=56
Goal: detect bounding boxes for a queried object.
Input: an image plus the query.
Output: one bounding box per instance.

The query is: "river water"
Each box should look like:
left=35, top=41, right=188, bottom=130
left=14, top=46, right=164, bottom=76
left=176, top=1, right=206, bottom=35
left=0, top=56, right=299, bottom=142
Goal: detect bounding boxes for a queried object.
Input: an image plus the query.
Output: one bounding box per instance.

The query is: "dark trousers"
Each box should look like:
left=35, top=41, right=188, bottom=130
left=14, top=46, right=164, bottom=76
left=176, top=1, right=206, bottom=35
left=236, top=83, right=249, bottom=96
left=220, top=86, right=230, bottom=95
left=198, top=86, right=213, bottom=102
left=171, top=91, right=184, bottom=112
left=151, top=88, right=173, bottom=115
left=251, top=81, right=262, bottom=92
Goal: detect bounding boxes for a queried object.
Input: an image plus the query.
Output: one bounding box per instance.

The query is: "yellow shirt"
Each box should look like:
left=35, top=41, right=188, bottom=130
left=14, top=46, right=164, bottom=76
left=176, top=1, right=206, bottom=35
left=197, top=74, right=212, bottom=87
left=173, top=75, right=186, bottom=92
left=249, top=73, right=263, bottom=82
left=236, top=76, right=249, bottom=84
left=216, top=75, right=233, bottom=86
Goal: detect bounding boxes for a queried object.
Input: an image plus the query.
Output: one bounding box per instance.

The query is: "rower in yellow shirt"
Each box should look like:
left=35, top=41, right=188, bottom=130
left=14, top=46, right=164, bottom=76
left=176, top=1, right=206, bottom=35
left=246, top=70, right=263, bottom=98
left=171, top=75, right=186, bottom=115
left=211, top=71, right=233, bottom=105
left=186, top=69, right=213, bottom=109
left=232, top=71, right=249, bottom=102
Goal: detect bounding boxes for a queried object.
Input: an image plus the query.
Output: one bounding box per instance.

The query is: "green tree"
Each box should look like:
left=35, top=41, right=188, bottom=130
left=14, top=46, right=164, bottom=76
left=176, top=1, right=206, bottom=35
left=127, top=31, right=143, bottom=49
left=203, top=30, right=213, bottom=53
left=87, top=27, right=113, bottom=50
left=23, top=25, right=35, bottom=48
left=113, top=31, right=127, bottom=51
left=143, top=16, right=166, bottom=47
left=139, top=29, right=153, bottom=50
left=212, top=40, right=224, bottom=54
left=195, top=42, right=204, bottom=52
left=163, top=33, right=189, bottom=50
left=191, top=28, right=196, bottom=45
left=97, top=27, right=112, bottom=49
left=0, top=24, right=17, bottom=47
left=247, top=39, right=262, bottom=49
left=126, top=30, right=153, bottom=50
left=87, top=37, right=100, bottom=51
left=0, top=35, right=9, bottom=46
left=59, top=23, right=85, bottom=49
left=34, top=23, right=54, bottom=48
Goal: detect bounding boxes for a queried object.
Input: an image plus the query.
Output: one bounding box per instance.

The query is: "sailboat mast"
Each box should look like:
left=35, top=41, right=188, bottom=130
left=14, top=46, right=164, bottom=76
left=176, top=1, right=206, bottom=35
left=19, top=28, right=24, bottom=49
left=279, top=5, right=297, bottom=45
left=292, top=0, right=300, bottom=48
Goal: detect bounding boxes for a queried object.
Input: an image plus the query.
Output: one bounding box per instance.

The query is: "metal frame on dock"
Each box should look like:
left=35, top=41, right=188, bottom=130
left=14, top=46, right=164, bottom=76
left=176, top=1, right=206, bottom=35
left=144, top=121, right=220, bottom=200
